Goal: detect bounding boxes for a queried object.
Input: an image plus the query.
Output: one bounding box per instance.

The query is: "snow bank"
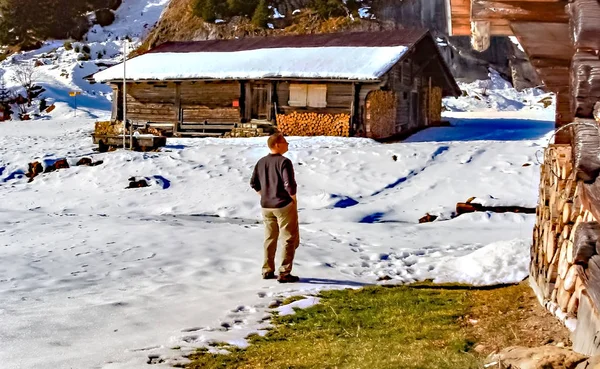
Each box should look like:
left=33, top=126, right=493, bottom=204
left=444, top=69, right=554, bottom=115
left=276, top=297, right=322, bottom=316
left=431, top=239, right=530, bottom=286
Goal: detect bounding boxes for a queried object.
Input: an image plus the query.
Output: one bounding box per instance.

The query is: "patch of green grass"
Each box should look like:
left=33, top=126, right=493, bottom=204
left=187, top=285, right=481, bottom=369
left=280, top=295, right=307, bottom=306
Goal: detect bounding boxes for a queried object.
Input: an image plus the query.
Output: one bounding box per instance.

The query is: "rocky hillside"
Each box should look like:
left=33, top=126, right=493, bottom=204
left=0, top=0, right=122, bottom=54
left=140, top=0, right=383, bottom=51
left=139, top=0, right=538, bottom=88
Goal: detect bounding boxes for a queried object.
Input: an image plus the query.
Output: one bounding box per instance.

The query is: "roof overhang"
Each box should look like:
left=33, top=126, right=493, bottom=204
left=448, top=0, right=568, bottom=51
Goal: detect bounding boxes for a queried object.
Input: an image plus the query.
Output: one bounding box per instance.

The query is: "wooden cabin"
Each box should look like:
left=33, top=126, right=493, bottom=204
left=92, top=30, right=460, bottom=139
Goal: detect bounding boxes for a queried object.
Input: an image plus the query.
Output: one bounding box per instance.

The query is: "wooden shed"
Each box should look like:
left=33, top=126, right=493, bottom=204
left=92, top=30, right=460, bottom=139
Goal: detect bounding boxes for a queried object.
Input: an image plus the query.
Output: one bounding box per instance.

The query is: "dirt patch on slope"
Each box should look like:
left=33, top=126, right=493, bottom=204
left=467, top=281, right=571, bottom=355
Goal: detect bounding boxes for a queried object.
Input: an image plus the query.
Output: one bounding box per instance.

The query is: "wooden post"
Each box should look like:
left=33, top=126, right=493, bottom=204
left=427, top=76, right=432, bottom=126
left=245, top=82, right=252, bottom=122
left=239, top=81, right=246, bottom=123
left=350, top=82, right=359, bottom=136
left=111, top=84, right=121, bottom=121
left=268, top=81, right=275, bottom=122
left=174, top=82, right=181, bottom=136
left=471, top=21, right=491, bottom=52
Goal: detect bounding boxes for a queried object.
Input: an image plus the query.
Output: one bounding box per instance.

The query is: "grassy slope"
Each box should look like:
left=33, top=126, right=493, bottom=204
left=186, top=282, right=569, bottom=369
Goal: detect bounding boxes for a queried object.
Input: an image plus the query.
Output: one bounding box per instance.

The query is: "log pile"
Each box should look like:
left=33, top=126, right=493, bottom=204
left=276, top=112, right=350, bottom=137
left=532, top=144, right=598, bottom=325
left=571, top=51, right=600, bottom=118
left=572, top=118, right=600, bottom=182
left=567, top=0, right=600, bottom=51
left=95, top=120, right=123, bottom=135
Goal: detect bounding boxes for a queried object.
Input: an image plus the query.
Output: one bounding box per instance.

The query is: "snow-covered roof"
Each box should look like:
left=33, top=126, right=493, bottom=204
left=93, top=45, right=409, bottom=82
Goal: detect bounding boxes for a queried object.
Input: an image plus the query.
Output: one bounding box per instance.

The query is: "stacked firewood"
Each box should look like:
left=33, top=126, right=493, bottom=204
left=94, top=120, right=123, bottom=135
left=532, top=144, right=590, bottom=319
left=276, top=112, right=350, bottom=137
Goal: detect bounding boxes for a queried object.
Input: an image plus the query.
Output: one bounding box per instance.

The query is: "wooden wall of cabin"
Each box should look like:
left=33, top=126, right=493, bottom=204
left=367, top=56, right=420, bottom=137
left=180, top=81, right=241, bottom=124
left=125, top=82, right=177, bottom=124
left=116, top=81, right=242, bottom=128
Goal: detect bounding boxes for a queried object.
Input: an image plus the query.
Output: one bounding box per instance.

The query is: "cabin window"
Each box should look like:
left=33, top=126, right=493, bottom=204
left=288, top=84, right=327, bottom=107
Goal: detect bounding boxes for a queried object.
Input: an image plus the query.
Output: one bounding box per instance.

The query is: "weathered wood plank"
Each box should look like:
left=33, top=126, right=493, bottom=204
left=471, top=21, right=491, bottom=51
left=179, top=123, right=236, bottom=130
left=472, top=0, right=569, bottom=22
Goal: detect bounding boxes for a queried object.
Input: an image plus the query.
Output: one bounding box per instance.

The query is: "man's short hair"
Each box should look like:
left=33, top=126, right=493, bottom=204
left=268, top=133, right=285, bottom=149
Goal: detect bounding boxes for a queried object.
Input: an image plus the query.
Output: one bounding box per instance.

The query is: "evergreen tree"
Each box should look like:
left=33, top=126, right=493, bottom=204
left=252, top=0, right=269, bottom=28
left=0, top=76, right=12, bottom=120
left=309, top=0, right=346, bottom=19
left=193, top=0, right=219, bottom=22
left=0, top=0, right=36, bottom=46
left=226, top=0, right=259, bottom=17
left=0, top=77, right=10, bottom=104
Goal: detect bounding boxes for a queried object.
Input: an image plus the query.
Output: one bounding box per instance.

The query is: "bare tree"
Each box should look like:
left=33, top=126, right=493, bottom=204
left=10, top=63, right=38, bottom=106
left=10, top=89, right=27, bottom=116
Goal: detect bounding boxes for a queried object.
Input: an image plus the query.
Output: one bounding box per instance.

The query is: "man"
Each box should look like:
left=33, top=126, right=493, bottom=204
left=250, top=133, right=300, bottom=283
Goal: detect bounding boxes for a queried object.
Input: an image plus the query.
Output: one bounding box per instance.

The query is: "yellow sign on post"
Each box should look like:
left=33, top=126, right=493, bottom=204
left=70, top=91, right=82, bottom=116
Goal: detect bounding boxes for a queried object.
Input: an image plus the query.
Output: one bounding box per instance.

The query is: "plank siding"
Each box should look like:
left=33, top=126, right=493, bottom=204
left=126, top=83, right=177, bottom=123
left=180, top=81, right=241, bottom=123
left=358, top=84, right=382, bottom=134
left=182, top=107, right=240, bottom=123
left=382, top=58, right=413, bottom=133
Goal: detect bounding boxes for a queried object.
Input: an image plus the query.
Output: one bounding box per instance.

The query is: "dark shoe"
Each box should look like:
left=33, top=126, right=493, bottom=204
left=262, top=271, right=276, bottom=280
left=277, top=274, right=300, bottom=283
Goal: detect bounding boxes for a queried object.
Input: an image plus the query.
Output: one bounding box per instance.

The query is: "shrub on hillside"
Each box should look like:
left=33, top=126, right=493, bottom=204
left=194, top=0, right=265, bottom=21
left=64, top=41, right=73, bottom=51
left=108, top=0, right=122, bottom=10
left=309, top=0, right=347, bottom=19
left=193, top=0, right=221, bottom=22
left=226, top=0, right=259, bottom=17
left=252, top=0, right=270, bottom=28
left=95, top=8, right=115, bottom=27
left=82, top=44, right=91, bottom=54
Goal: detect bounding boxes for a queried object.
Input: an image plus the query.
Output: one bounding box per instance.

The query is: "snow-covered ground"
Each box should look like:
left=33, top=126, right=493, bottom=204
left=0, top=1, right=559, bottom=368
left=0, top=113, right=553, bottom=369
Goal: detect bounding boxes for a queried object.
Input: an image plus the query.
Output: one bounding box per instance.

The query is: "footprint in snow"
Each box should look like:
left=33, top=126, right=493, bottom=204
left=180, top=335, right=199, bottom=343
left=181, top=327, right=202, bottom=333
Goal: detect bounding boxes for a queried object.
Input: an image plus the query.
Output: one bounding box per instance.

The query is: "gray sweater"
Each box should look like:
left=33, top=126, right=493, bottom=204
left=250, top=154, right=297, bottom=209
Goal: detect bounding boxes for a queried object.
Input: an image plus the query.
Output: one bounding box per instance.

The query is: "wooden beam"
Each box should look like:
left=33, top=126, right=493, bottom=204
left=510, top=22, right=574, bottom=91
left=452, top=18, right=513, bottom=36
left=471, top=0, right=568, bottom=23
left=471, top=21, right=491, bottom=51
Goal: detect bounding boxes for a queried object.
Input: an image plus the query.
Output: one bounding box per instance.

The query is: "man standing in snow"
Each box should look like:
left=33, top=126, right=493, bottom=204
left=250, top=133, right=300, bottom=283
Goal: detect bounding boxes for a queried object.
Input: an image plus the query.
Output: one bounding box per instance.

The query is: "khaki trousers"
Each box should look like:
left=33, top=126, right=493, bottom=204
left=262, top=202, right=300, bottom=276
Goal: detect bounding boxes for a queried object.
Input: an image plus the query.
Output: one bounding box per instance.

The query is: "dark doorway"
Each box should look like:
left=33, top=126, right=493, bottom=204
left=251, top=83, right=269, bottom=120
